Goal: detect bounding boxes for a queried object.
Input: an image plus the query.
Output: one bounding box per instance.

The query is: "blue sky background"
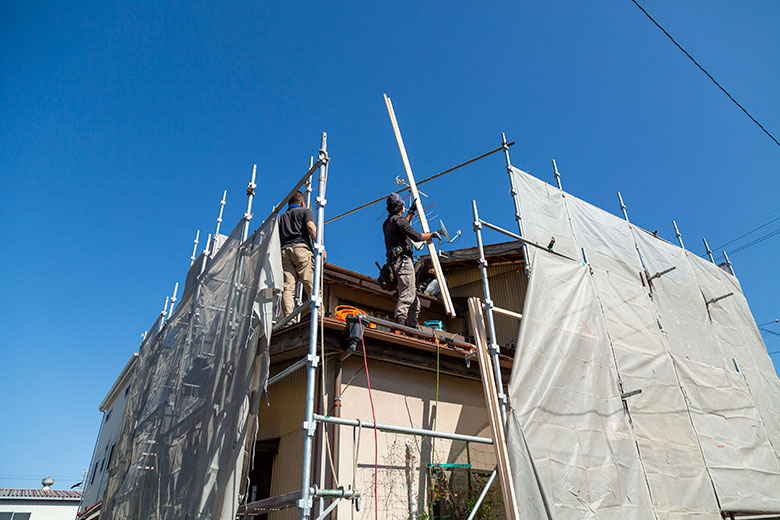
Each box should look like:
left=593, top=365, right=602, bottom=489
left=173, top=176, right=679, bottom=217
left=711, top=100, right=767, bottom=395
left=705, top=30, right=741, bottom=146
left=2, top=0, right=779, bottom=490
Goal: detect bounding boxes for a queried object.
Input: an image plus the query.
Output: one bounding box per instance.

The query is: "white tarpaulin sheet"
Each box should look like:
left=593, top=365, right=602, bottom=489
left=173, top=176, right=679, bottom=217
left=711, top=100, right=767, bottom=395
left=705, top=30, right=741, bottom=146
left=510, top=167, right=579, bottom=260
left=508, top=251, right=655, bottom=519
left=687, top=252, right=780, bottom=464
left=507, top=167, right=780, bottom=516
left=102, top=216, right=282, bottom=520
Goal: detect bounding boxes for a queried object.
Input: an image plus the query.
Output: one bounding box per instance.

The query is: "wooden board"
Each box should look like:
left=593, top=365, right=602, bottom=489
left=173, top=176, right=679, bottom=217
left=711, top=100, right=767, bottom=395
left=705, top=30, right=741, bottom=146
left=383, top=94, right=456, bottom=317
left=467, top=297, right=520, bottom=520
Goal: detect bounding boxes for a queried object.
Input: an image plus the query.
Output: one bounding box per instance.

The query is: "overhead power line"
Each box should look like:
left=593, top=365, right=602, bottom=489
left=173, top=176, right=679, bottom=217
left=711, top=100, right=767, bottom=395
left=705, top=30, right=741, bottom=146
left=728, top=228, right=780, bottom=256
left=629, top=0, right=780, bottom=149
left=714, top=216, right=780, bottom=251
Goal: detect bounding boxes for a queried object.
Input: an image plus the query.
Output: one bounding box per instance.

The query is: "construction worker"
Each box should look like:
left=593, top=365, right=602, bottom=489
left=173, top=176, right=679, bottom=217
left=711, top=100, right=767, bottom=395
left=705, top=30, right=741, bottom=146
left=383, top=193, right=440, bottom=327
left=279, top=191, right=323, bottom=316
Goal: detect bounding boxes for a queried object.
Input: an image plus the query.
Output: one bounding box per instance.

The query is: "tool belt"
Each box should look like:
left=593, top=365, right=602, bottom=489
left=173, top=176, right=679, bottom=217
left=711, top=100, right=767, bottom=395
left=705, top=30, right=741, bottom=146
left=387, top=245, right=412, bottom=262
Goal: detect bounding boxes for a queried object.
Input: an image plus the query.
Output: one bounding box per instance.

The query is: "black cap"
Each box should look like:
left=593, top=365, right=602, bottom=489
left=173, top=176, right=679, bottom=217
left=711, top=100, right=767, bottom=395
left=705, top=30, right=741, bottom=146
left=386, top=192, right=404, bottom=210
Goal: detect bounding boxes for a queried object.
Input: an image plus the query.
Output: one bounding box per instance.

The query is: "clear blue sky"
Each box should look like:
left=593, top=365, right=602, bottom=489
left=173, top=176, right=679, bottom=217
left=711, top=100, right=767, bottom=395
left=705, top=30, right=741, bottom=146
left=2, top=1, right=779, bottom=490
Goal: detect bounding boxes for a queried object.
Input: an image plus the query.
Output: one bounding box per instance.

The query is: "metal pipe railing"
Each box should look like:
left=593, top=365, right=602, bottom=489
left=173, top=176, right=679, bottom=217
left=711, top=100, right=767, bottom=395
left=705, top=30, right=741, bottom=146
left=465, top=468, right=497, bottom=520
left=472, top=200, right=508, bottom=426
left=267, top=356, right=308, bottom=387
left=299, top=133, right=329, bottom=520
left=314, top=414, right=493, bottom=445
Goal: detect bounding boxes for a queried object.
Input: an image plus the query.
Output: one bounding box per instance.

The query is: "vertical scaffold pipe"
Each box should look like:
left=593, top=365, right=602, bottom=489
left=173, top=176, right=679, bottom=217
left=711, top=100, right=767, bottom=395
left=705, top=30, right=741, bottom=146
left=214, top=190, right=227, bottom=243
left=295, top=157, right=315, bottom=310
left=722, top=250, right=735, bottom=276
left=299, top=133, right=329, bottom=520
left=169, top=281, right=179, bottom=317
left=703, top=237, right=715, bottom=263
left=472, top=200, right=508, bottom=427
left=243, top=165, right=257, bottom=242
left=618, top=192, right=629, bottom=222
left=158, top=296, right=170, bottom=332
left=552, top=158, right=562, bottom=191
left=673, top=220, right=685, bottom=250
left=190, top=230, right=200, bottom=266
left=502, top=132, right=531, bottom=278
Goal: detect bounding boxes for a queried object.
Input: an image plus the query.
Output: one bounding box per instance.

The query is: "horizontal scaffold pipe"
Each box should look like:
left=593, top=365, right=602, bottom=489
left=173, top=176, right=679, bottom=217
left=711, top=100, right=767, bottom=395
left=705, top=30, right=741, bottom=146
left=267, top=356, right=308, bottom=387
left=272, top=301, right=309, bottom=332
left=314, top=414, right=493, bottom=445
left=479, top=219, right=582, bottom=264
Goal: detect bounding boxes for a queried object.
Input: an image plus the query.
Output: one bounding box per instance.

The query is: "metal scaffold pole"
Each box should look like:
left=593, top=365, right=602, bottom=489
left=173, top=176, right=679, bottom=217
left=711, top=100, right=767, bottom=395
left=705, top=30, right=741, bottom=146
left=702, top=237, right=715, bottom=263
left=673, top=220, right=685, bottom=250
left=190, top=230, right=200, bottom=266
left=295, top=157, right=315, bottom=311
left=471, top=200, right=508, bottom=426
left=502, top=132, right=531, bottom=277
left=299, top=133, right=329, bottom=520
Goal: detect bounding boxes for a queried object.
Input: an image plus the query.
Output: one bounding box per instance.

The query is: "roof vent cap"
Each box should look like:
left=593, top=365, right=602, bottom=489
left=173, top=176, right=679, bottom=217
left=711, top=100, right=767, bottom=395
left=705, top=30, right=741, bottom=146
left=41, top=477, right=54, bottom=490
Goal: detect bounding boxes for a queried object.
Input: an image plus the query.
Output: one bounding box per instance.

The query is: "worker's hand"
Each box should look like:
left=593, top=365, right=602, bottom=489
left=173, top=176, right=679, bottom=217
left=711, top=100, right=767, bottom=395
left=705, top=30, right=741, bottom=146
left=430, top=231, right=442, bottom=241
left=408, top=199, right=418, bottom=216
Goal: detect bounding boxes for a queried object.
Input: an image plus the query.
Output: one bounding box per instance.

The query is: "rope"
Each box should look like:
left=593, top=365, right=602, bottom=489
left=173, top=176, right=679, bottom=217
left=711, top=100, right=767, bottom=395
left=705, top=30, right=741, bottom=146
left=432, top=332, right=441, bottom=459
left=357, top=319, right=378, bottom=520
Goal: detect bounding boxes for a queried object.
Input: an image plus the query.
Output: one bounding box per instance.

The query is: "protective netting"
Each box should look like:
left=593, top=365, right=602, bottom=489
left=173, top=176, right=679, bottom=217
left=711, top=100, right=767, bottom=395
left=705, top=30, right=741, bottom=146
left=102, top=216, right=282, bottom=520
left=507, top=167, right=780, bottom=517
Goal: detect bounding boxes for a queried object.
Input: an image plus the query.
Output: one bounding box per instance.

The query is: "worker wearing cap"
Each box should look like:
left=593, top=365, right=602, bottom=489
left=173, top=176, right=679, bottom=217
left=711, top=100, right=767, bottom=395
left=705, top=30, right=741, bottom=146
left=383, top=193, right=440, bottom=327
left=279, top=191, right=324, bottom=316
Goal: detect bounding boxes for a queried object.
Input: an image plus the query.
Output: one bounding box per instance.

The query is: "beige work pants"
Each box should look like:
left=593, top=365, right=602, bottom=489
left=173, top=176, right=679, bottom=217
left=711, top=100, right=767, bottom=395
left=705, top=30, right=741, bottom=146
left=392, top=255, right=420, bottom=328
left=281, top=244, right=314, bottom=316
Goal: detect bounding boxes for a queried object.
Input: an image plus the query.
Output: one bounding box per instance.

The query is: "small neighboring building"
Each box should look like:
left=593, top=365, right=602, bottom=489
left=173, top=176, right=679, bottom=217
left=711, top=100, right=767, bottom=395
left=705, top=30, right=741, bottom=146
left=0, top=478, right=81, bottom=520
left=78, top=353, right=138, bottom=519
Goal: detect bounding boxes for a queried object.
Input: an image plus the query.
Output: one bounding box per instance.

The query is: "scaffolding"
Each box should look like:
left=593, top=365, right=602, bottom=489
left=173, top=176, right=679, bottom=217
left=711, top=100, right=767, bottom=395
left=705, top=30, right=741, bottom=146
left=100, top=102, right=780, bottom=520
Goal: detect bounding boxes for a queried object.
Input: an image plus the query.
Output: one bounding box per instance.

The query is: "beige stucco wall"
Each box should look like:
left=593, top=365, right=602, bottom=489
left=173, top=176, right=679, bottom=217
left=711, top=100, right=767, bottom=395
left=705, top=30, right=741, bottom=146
left=334, top=357, right=495, bottom=519
left=259, top=354, right=496, bottom=519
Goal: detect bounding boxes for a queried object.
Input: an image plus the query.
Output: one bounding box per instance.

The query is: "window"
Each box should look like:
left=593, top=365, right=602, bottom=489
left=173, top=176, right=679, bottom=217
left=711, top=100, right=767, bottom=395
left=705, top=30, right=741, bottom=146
left=90, top=462, right=98, bottom=484
left=107, top=443, right=116, bottom=469
left=0, top=513, right=32, bottom=520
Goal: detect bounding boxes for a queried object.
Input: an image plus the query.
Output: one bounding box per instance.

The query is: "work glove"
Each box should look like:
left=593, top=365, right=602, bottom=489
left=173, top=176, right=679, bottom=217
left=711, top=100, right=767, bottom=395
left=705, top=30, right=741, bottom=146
left=407, top=199, right=418, bottom=216
left=430, top=231, right=442, bottom=240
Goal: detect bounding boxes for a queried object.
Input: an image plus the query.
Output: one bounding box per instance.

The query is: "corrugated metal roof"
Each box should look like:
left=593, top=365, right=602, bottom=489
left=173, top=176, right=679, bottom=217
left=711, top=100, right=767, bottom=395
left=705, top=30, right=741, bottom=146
left=0, top=488, right=82, bottom=499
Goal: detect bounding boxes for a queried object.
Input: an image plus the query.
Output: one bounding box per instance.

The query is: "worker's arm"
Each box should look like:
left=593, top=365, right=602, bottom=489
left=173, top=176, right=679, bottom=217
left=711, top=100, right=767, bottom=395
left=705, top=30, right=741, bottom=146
left=307, top=221, right=317, bottom=241
left=306, top=210, right=326, bottom=259
left=306, top=221, right=326, bottom=259
left=405, top=198, right=418, bottom=223
left=397, top=216, right=438, bottom=242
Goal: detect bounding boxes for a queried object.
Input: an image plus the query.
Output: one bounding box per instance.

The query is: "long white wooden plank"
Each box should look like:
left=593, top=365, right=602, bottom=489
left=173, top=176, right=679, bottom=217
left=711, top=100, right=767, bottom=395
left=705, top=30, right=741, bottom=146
left=468, top=297, right=520, bottom=520
left=383, top=94, right=456, bottom=317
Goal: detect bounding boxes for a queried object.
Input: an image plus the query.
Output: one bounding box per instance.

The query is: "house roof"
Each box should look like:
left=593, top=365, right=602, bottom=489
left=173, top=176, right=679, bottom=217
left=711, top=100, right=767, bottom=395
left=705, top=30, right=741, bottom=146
left=0, top=489, right=82, bottom=500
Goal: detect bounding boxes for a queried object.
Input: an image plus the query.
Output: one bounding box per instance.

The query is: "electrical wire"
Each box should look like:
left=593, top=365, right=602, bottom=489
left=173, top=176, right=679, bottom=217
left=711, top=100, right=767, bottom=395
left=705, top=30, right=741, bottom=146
left=324, top=142, right=515, bottom=225
left=357, top=319, right=378, bottom=520
left=727, top=228, right=780, bottom=256
left=334, top=305, right=376, bottom=328
left=713, top=215, right=780, bottom=251
left=629, top=0, right=780, bottom=148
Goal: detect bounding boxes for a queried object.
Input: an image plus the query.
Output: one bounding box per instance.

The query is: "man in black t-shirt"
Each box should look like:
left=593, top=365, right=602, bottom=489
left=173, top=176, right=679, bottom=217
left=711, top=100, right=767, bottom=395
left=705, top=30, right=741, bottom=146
left=278, top=191, right=319, bottom=316
left=382, top=193, right=439, bottom=327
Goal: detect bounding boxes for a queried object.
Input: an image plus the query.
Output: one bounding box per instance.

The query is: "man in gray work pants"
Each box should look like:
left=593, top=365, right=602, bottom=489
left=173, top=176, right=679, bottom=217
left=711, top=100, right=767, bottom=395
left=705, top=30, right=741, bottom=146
left=382, top=193, right=439, bottom=327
